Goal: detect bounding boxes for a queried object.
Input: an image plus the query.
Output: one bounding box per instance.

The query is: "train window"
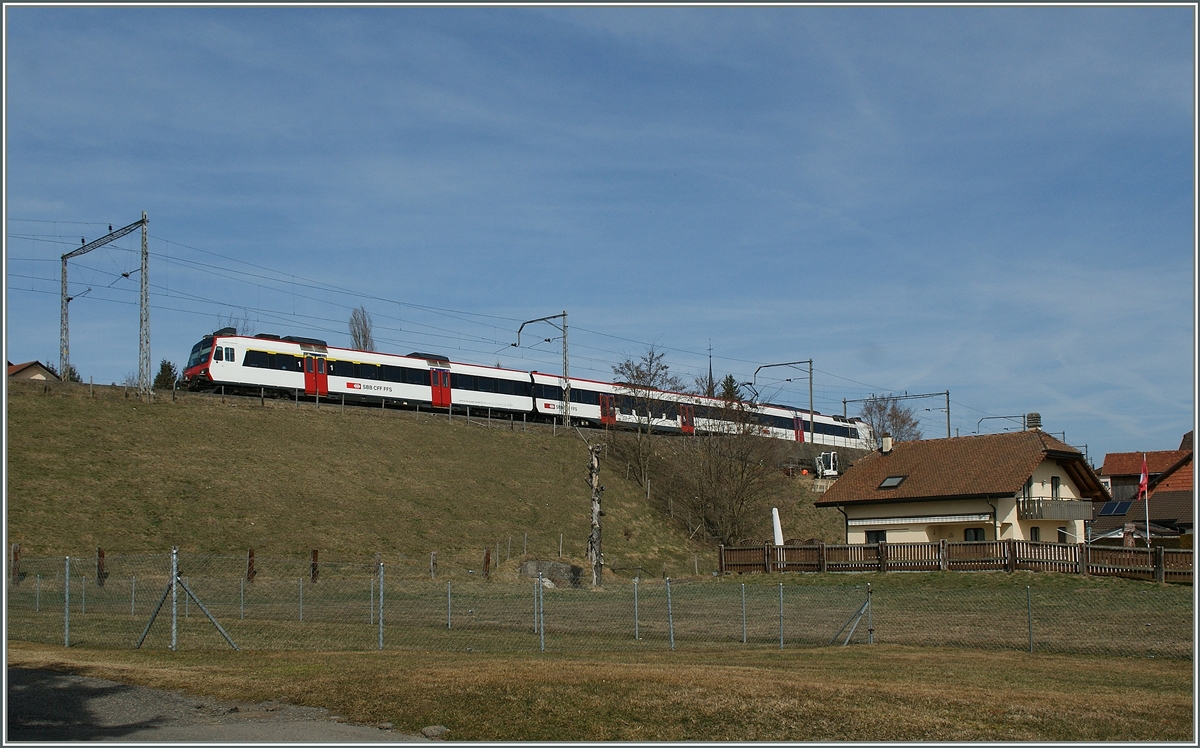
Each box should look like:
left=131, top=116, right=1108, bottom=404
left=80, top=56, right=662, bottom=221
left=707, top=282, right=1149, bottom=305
left=213, top=347, right=223, bottom=362
left=187, top=340, right=214, bottom=369
left=405, top=368, right=427, bottom=385
left=496, top=379, right=514, bottom=395
left=359, top=363, right=379, bottom=380
left=570, top=389, right=600, bottom=405
left=380, top=365, right=402, bottom=383
left=476, top=377, right=495, bottom=393
left=243, top=350, right=269, bottom=368
left=225, top=347, right=235, bottom=363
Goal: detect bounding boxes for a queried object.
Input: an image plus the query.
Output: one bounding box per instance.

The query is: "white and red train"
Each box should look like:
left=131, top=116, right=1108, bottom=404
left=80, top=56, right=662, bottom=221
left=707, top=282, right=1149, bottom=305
left=183, top=328, right=875, bottom=450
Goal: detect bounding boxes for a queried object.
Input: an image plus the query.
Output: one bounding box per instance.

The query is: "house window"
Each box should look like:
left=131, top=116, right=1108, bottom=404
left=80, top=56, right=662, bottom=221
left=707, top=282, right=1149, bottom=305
left=878, top=476, right=907, bottom=489
left=865, top=530, right=887, bottom=544
left=1051, top=476, right=1061, bottom=499
left=1029, top=526, right=1041, bottom=542
left=1057, top=527, right=1068, bottom=544
left=964, top=528, right=985, bottom=542
left=1023, top=477, right=1032, bottom=499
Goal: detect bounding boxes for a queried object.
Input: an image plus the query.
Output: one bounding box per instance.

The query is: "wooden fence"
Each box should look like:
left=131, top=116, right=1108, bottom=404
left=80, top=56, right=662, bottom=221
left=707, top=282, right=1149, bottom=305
left=718, top=540, right=1192, bottom=584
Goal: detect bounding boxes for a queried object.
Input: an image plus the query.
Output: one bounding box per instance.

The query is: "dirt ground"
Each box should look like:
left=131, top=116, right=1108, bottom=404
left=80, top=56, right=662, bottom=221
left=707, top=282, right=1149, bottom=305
left=5, top=667, right=429, bottom=742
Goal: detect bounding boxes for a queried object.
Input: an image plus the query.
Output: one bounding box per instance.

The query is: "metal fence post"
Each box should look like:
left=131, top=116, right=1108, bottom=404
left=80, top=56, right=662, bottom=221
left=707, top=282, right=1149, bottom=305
left=741, top=583, right=747, bottom=644
left=1026, top=586, right=1033, bottom=654
left=633, top=577, right=640, bottom=640
left=171, top=548, right=178, bottom=651
left=63, top=557, right=70, bottom=648
left=778, top=583, right=784, bottom=649
left=867, top=583, right=874, bottom=644
left=370, top=575, right=375, bottom=625
left=378, top=563, right=384, bottom=651
left=666, top=577, right=675, bottom=651
left=538, top=572, right=545, bottom=652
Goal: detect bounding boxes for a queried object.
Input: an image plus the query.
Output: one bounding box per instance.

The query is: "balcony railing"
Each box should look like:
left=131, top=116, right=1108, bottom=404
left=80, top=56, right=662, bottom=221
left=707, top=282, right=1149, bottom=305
left=1017, top=498, right=1094, bottom=520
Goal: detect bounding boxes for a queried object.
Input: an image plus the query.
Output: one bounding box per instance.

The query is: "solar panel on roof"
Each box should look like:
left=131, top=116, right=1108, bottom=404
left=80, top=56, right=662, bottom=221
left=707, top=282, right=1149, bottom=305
left=1098, top=501, right=1134, bottom=517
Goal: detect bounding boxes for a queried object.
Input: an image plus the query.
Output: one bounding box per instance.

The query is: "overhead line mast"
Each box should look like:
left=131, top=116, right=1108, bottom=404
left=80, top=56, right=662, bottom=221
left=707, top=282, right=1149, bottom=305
left=60, top=214, right=148, bottom=394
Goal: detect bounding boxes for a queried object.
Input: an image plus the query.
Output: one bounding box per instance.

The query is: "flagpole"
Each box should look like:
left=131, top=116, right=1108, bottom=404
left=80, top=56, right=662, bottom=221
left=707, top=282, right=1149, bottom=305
left=1142, top=452, right=1151, bottom=548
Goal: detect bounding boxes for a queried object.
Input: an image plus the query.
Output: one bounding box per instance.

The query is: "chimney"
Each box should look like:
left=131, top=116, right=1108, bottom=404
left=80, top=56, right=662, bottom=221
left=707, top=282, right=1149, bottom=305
left=881, top=433, right=893, bottom=454
left=1026, top=412, right=1042, bottom=431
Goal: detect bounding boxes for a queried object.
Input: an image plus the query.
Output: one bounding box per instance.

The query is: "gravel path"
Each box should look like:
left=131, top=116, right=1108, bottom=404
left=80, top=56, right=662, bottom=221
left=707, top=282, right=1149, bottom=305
left=6, top=667, right=429, bottom=742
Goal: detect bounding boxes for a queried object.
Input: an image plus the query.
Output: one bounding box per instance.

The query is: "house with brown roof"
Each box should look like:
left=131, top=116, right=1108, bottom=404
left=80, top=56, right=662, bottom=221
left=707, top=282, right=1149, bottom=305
left=1099, top=433, right=1192, bottom=501
left=7, top=361, right=59, bottom=382
left=814, top=429, right=1108, bottom=545
left=1091, top=444, right=1193, bottom=544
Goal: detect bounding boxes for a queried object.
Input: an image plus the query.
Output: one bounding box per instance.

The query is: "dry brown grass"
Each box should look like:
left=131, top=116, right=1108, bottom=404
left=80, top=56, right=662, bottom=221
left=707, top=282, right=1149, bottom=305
left=6, top=380, right=720, bottom=576
left=8, top=640, right=1191, bottom=741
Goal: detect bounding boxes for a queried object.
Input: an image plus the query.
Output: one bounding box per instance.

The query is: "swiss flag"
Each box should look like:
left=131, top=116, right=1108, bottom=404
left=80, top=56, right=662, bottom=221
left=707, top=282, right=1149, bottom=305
left=1137, top=453, right=1149, bottom=501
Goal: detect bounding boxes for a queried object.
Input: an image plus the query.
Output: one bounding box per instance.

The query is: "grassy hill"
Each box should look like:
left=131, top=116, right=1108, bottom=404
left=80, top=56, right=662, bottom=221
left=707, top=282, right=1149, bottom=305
left=5, top=380, right=843, bottom=577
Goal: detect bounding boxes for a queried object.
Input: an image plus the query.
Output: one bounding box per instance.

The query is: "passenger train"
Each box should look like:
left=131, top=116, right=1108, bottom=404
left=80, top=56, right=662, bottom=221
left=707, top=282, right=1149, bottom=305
left=183, top=328, right=875, bottom=451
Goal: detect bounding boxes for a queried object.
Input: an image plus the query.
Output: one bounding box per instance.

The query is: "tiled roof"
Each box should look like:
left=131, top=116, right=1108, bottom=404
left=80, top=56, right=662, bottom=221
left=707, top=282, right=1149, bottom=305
left=1100, top=450, right=1189, bottom=478
left=7, top=361, right=58, bottom=379
left=1150, top=453, right=1193, bottom=495
left=1090, top=491, right=1194, bottom=535
left=814, top=430, right=1104, bottom=506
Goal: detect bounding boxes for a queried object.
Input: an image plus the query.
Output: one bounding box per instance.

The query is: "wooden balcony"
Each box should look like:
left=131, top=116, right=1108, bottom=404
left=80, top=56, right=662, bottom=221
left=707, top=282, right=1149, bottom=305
left=1017, top=498, right=1094, bottom=520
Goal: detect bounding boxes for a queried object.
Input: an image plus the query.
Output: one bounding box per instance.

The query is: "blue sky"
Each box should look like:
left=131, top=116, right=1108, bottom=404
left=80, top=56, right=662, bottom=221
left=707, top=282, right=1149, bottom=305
left=4, top=5, right=1195, bottom=463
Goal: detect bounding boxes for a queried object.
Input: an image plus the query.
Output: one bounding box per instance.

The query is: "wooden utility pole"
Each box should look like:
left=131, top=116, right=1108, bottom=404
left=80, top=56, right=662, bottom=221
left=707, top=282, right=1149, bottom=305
left=586, top=444, right=604, bottom=586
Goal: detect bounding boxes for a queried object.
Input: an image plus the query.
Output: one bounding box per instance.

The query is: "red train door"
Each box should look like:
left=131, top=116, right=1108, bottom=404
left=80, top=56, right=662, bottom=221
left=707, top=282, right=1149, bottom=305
left=303, top=356, right=329, bottom=396
left=794, top=416, right=805, bottom=442
left=599, top=394, right=617, bottom=425
left=430, top=369, right=451, bottom=408
left=680, top=404, right=695, bottom=434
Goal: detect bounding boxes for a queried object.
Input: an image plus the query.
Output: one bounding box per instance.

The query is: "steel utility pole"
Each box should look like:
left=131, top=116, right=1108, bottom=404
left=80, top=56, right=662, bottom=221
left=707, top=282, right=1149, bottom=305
left=513, top=311, right=569, bottom=427
left=60, top=216, right=147, bottom=383
left=749, top=360, right=814, bottom=444
left=138, top=212, right=150, bottom=398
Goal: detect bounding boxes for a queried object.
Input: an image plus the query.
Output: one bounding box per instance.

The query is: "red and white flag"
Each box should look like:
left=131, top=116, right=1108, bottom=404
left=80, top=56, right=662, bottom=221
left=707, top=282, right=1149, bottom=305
left=1137, top=453, right=1149, bottom=501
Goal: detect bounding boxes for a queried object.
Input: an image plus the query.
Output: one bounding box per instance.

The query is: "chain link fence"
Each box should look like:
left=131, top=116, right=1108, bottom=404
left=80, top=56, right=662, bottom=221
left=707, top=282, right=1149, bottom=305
left=7, top=552, right=1192, bottom=659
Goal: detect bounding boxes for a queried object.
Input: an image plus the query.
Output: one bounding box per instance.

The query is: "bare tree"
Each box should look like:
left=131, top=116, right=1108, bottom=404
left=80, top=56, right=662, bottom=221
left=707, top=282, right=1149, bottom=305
left=216, top=310, right=255, bottom=336
left=858, top=395, right=923, bottom=446
left=612, top=346, right=685, bottom=486
left=665, top=398, right=785, bottom=545
left=349, top=306, right=376, bottom=351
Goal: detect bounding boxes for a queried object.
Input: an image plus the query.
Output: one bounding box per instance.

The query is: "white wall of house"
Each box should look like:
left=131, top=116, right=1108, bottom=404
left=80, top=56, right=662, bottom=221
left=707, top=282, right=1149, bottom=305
left=842, top=458, right=1089, bottom=544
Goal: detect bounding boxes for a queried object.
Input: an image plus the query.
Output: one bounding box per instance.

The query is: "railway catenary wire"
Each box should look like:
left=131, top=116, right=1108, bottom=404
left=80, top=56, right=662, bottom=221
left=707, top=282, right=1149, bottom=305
left=10, top=224, right=974, bottom=423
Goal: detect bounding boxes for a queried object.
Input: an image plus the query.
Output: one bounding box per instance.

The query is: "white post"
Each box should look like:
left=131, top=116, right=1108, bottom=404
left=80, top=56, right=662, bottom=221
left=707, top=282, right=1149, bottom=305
left=377, top=563, right=384, bottom=651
